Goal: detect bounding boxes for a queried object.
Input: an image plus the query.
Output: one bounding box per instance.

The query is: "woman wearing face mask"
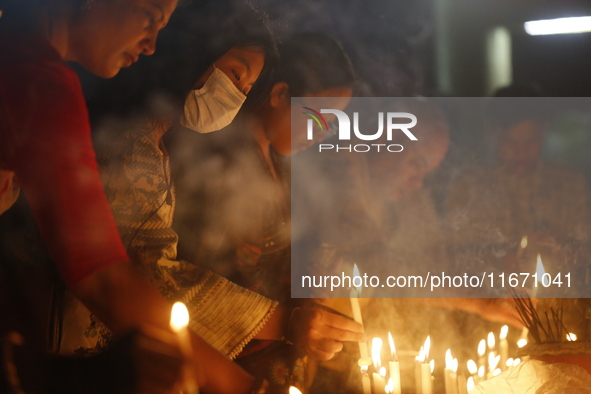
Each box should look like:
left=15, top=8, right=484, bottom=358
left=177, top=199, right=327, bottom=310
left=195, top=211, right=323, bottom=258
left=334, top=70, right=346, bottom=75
left=0, top=1, right=278, bottom=393
left=172, top=33, right=364, bottom=392
left=61, top=1, right=288, bottom=375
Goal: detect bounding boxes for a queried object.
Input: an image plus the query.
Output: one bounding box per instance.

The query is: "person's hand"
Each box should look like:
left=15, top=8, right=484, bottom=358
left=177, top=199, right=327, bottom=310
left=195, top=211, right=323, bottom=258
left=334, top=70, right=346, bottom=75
left=128, top=327, right=187, bottom=394
left=289, top=301, right=366, bottom=361
left=91, top=327, right=187, bottom=394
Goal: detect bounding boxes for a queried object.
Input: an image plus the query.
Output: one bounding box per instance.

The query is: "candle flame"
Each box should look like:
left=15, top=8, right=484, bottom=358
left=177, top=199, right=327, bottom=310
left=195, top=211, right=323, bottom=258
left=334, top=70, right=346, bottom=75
left=467, top=360, right=478, bottom=375
left=430, top=359, right=435, bottom=374
left=445, top=349, right=452, bottom=370
left=488, top=354, right=500, bottom=371
left=513, top=358, right=521, bottom=367
left=424, top=336, right=431, bottom=360
left=506, top=358, right=514, bottom=367
left=452, top=358, right=458, bottom=373
left=380, top=366, right=387, bottom=377
left=517, top=338, right=527, bottom=348
left=536, top=254, right=549, bottom=286
left=500, top=325, right=509, bottom=340
left=478, top=366, right=485, bottom=378
left=386, top=378, right=394, bottom=394
left=520, top=235, right=528, bottom=249
left=467, top=377, right=475, bottom=391
left=388, top=332, right=397, bottom=360
left=372, top=337, right=383, bottom=370
left=360, top=365, right=368, bottom=374
left=289, top=387, right=302, bottom=394
left=353, top=264, right=362, bottom=294
left=415, top=347, right=425, bottom=363
left=478, top=339, right=486, bottom=356
left=567, top=333, right=578, bottom=341
left=170, top=302, right=190, bottom=332
left=493, top=368, right=502, bottom=376
left=487, top=332, right=495, bottom=349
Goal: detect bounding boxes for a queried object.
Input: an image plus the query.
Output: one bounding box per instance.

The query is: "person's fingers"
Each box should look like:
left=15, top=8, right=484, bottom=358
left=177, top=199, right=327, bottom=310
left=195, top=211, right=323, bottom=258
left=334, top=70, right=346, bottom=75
left=132, top=331, right=186, bottom=393
left=311, top=307, right=365, bottom=335
left=311, top=322, right=366, bottom=343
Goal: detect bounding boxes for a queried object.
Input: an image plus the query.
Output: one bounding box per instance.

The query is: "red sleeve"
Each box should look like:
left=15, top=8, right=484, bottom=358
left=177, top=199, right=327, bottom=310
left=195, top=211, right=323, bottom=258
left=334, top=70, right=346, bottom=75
left=1, top=57, right=129, bottom=287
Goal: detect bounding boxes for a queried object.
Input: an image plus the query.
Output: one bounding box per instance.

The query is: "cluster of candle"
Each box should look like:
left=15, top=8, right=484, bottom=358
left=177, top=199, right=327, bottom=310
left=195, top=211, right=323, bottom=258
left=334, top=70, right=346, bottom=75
left=359, top=333, right=402, bottom=394
left=355, top=324, right=532, bottom=394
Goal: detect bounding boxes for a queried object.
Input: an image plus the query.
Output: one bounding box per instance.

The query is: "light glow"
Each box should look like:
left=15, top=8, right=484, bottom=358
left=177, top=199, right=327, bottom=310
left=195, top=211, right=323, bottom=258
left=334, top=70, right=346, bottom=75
left=170, top=302, right=190, bottom=332
left=500, top=325, right=509, bottom=340
left=467, top=360, right=478, bottom=375
left=372, top=337, right=383, bottom=370
left=488, top=332, right=495, bottom=349
left=567, top=333, right=578, bottom=341
left=525, top=16, right=591, bottom=36
left=478, top=339, right=486, bottom=356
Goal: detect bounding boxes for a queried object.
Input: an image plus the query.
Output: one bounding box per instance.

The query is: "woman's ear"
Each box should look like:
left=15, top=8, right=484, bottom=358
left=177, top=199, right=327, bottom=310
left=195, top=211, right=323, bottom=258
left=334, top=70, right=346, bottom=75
left=269, top=82, right=289, bottom=109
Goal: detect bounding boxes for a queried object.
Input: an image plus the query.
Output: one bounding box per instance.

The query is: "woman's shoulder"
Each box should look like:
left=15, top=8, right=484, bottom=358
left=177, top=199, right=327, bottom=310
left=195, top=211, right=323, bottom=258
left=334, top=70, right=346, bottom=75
left=0, top=28, right=80, bottom=93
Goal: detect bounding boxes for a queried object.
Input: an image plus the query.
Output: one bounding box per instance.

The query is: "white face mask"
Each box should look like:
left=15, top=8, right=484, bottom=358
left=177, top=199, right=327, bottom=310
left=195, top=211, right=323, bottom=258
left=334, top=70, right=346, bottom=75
left=181, top=66, right=247, bottom=133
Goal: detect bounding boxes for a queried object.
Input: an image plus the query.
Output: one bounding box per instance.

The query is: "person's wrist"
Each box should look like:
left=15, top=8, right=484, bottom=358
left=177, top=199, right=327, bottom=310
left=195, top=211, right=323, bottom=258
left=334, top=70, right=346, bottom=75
left=282, top=307, right=300, bottom=345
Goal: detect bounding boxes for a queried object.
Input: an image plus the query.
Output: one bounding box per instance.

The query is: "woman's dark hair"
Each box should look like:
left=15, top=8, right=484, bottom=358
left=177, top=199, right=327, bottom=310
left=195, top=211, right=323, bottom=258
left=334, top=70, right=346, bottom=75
left=88, top=0, right=277, bottom=123
left=276, top=32, right=356, bottom=97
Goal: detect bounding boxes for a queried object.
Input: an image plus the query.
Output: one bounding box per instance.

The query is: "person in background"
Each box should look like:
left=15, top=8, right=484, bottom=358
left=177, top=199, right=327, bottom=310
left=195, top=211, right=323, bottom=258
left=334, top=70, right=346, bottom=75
left=447, top=84, right=591, bottom=280
left=172, top=32, right=364, bottom=392
left=0, top=0, right=278, bottom=392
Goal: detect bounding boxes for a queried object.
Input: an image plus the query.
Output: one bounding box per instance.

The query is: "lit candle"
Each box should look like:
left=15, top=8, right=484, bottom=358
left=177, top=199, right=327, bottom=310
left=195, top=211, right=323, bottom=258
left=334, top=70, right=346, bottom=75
left=361, top=366, right=372, bottom=394
left=477, top=366, right=485, bottom=382
left=388, top=333, right=401, bottom=394
left=458, top=372, right=467, bottom=394
left=350, top=264, right=371, bottom=367
left=467, top=377, right=475, bottom=392
left=467, top=360, right=478, bottom=384
left=170, top=302, right=198, bottom=394
left=567, top=333, right=578, bottom=341
left=289, top=387, right=302, bottom=394
left=427, top=360, right=434, bottom=394
left=487, top=332, right=495, bottom=353
left=444, top=350, right=458, bottom=394
left=386, top=377, right=394, bottom=394
left=477, top=339, right=486, bottom=373
left=415, top=337, right=432, bottom=394
left=372, top=338, right=386, bottom=393
left=499, top=325, right=509, bottom=371
left=487, top=353, right=500, bottom=379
